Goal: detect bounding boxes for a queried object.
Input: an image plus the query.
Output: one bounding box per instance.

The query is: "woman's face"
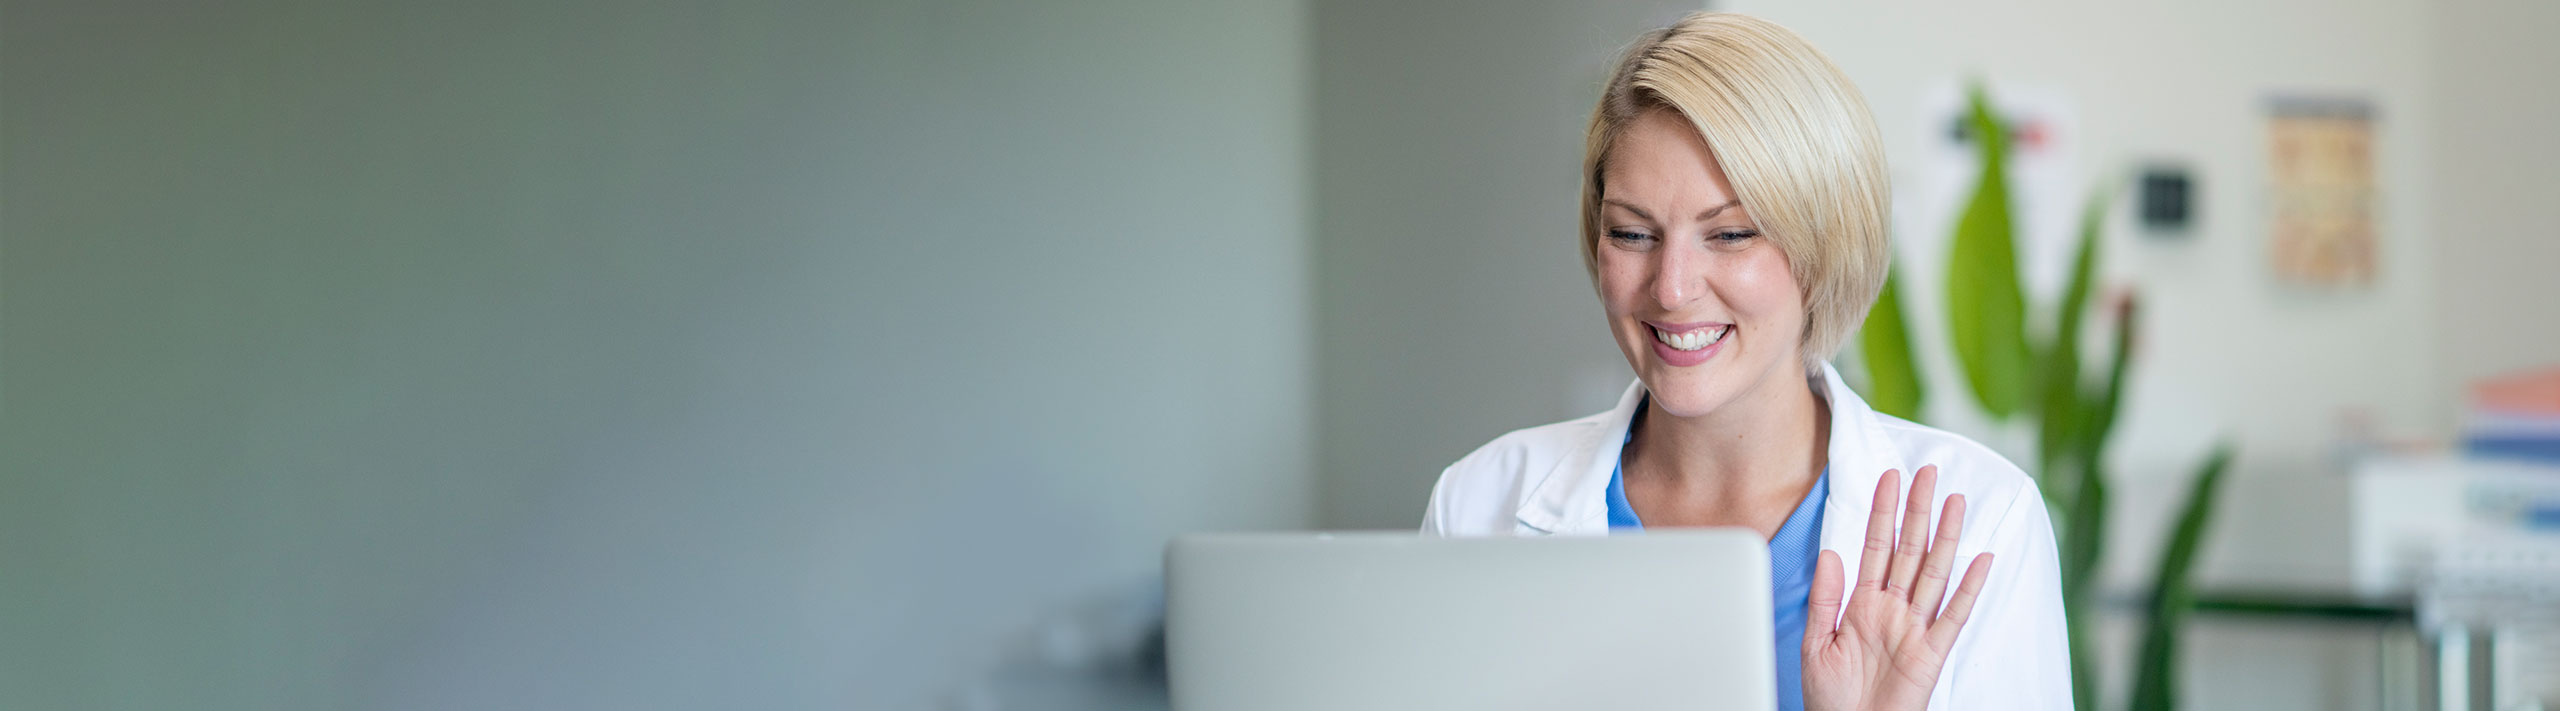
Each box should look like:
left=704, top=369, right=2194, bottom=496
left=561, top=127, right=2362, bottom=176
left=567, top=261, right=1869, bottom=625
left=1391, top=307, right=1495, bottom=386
left=1595, top=109, right=1808, bottom=420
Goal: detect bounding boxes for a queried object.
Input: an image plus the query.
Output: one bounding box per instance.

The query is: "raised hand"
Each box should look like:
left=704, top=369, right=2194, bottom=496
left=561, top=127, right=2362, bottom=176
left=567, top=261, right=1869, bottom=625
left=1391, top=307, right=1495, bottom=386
left=1801, top=465, right=1994, bottom=711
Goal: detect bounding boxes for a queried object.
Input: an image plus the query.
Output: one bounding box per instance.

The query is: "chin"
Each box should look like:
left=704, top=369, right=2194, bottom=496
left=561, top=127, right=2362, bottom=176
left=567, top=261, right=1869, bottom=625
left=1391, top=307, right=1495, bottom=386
left=1635, top=372, right=1740, bottom=419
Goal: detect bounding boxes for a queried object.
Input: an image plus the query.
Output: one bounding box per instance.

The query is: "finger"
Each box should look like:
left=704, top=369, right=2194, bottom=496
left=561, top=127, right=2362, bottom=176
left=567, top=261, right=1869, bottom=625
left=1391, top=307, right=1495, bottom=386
left=1884, top=465, right=1938, bottom=597
left=1855, top=470, right=1902, bottom=590
left=1925, top=553, right=1996, bottom=654
left=1805, top=549, right=1845, bottom=649
left=1908, top=493, right=1968, bottom=622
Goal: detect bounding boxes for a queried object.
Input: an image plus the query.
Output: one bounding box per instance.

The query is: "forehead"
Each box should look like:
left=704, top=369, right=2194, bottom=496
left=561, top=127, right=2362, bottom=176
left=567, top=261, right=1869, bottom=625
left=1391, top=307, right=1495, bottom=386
left=1600, top=109, right=1742, bottom=214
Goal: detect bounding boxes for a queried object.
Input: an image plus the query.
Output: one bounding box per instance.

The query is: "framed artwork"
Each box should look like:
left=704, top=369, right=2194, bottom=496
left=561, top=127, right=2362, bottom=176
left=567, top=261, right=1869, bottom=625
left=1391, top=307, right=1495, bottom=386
left=2266, top=95, right=2378, bottom=286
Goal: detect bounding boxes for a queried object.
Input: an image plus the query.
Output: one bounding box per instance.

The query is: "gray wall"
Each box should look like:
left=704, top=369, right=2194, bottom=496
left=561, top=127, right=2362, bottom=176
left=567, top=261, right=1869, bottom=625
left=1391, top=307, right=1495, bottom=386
left=0, top=2, right=1311, bottom=709
left=1313, top=0, right=1706, bottom=530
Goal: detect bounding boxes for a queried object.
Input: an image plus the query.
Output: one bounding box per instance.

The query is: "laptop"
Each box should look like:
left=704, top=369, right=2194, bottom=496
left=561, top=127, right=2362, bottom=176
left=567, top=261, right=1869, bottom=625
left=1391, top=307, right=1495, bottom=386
left=1164, top=531, right=1774, bottom=711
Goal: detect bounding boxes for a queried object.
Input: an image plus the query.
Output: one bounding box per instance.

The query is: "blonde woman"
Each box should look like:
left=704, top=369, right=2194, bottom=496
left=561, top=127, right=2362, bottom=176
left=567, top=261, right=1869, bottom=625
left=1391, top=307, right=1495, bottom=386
left=1422, top=13, right=2072, bottom=711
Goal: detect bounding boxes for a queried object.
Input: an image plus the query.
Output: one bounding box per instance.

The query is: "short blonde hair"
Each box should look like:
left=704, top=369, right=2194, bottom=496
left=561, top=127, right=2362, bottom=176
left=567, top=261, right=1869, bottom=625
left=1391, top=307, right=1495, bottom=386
left=1580, top=12, right=1890, bottom=370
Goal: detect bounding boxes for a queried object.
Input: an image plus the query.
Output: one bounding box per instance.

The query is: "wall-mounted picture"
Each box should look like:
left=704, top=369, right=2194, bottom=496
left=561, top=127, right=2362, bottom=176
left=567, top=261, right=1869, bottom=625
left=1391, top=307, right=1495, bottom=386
left=2267, top=95, right=2378, bottom=286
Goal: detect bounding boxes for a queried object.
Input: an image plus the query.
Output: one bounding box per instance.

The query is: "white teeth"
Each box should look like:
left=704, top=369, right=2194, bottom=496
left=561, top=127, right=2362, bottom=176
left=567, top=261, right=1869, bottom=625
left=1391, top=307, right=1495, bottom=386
left=1653, top=325, right=1728, bottom=352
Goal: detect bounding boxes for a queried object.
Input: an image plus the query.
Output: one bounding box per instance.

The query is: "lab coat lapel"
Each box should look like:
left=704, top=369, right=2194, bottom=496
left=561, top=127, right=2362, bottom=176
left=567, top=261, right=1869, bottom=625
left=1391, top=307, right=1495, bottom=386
left=1812, top=362, right=1903, bottom=616
left=1513, top=379, right=1646, bottom=535
left=1514, top=364, right=1895, bottom=543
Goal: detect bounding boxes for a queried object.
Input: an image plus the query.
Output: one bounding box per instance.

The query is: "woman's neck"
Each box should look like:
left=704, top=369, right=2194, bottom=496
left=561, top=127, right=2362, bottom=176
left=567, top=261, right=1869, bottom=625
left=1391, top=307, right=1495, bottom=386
left=1622, top=365, right=1832, bottom=526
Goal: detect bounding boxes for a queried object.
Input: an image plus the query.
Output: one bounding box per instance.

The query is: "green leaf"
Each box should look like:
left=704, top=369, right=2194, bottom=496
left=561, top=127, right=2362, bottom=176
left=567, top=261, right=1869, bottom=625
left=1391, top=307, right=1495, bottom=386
left=2067, top=591, right=2101, bottom=711
left=2083, top=294, right=2137, bottom=469
left=2058, top=293, right=2138, bottom=711
left=1858, top=267, right=1925, bottom=421
left=2062, top=290, right=2138, bottom=711
left=2128, top=442, right=2238, bottom=711
left=2053, top=189, right=2108, bottom=389
left=2036, top=191, right=2110, bottom=485
left=1946, top=83, right=2032, bottom=419
left=2059, top=468, right=2110, bottom=624
left=2058, top=253, right=2126, bottom=711
left=2058, top=459, right=2109, bottom=710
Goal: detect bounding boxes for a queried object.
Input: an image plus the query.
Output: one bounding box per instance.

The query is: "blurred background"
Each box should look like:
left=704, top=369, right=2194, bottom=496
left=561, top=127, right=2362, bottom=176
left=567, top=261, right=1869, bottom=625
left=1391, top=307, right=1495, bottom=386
left=3, top=0, right=2554, bottom=710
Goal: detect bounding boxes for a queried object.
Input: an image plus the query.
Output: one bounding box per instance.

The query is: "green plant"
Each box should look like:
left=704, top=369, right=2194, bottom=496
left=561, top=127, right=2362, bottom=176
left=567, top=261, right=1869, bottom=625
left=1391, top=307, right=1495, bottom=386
left=2130, top=443, right=2235, bottom=711
left=1856, top=82, right=2235, bottom=711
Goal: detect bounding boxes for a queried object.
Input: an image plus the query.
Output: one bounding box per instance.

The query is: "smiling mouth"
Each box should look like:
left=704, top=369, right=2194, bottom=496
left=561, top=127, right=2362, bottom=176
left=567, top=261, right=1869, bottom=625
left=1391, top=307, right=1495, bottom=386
left=1651, top=324, right=1730, bottom=352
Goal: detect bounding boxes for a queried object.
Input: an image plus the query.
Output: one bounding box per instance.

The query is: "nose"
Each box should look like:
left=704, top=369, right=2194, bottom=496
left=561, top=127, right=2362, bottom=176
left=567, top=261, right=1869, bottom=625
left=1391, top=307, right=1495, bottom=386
left=1649, top=239, right=1696, bottom=309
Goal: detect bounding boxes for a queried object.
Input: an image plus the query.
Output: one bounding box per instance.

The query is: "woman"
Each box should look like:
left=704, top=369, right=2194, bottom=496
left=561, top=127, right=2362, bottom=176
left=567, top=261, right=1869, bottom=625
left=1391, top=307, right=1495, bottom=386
left=1421, top=13, right=2072, bottom=711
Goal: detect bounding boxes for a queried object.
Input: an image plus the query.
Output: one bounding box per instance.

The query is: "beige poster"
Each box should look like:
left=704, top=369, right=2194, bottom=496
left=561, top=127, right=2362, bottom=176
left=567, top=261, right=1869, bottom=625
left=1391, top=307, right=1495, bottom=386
left=2267, top=96, right=2377, bottom=285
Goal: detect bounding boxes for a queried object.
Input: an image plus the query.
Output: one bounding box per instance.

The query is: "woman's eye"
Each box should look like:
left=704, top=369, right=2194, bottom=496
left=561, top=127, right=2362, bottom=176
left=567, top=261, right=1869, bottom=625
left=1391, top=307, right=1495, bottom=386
left=1712, top=229, right=1760, bottom=243
left=1606, top=229, right=1656, bottom=244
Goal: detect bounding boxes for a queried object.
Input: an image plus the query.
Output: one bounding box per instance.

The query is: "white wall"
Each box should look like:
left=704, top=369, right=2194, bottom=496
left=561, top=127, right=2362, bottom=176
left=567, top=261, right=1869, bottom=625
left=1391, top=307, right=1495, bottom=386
left=0, top=2, right=1311, bottom=710
left=2429, top=0, right=2560, bottom=392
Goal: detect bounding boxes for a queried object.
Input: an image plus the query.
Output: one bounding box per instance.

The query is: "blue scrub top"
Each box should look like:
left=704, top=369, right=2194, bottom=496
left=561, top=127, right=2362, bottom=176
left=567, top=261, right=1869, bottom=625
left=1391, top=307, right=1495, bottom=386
left=1607, top=458, right=1829, bottom=711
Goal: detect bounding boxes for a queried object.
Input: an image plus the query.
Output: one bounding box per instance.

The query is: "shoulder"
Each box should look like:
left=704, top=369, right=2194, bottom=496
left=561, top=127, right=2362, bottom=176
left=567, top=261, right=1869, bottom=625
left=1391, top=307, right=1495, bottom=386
left=1424, top=412, right=1611, bottom=536
left=1444, top=410, right=1610, bottom=484
left=1867, top=412, right=2045, bottom=524
left=1814, top=362, right=2044, bottom=535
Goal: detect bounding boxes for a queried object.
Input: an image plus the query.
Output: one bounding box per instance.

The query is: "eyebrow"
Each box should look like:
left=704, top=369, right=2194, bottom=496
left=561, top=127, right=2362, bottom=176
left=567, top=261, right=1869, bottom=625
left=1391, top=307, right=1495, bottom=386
left=1601, top=199, right=1741, bottom=223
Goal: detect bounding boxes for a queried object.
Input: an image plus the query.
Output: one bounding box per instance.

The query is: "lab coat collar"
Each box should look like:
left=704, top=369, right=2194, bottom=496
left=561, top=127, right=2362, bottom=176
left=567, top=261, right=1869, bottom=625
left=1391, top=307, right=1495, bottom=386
left=1513, top=362, right=1903, bottom=548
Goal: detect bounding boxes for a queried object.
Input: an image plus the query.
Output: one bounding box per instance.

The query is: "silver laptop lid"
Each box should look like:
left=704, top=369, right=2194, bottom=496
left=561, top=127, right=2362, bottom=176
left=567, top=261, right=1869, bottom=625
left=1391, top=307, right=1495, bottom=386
left=1166, top=531, right=1774, bottom=711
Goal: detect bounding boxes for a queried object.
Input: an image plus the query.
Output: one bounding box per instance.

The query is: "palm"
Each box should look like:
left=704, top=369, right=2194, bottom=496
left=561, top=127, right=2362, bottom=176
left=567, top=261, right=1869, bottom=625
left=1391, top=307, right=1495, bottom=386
left=1802, top=466, right=1994, bottom=711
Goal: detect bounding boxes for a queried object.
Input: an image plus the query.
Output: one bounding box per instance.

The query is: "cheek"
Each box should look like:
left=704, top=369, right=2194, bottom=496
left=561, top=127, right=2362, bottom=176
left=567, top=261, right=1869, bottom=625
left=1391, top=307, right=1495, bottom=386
left=1726, top=249, right=1805, bottom=329
left=1594, top=250, right=1648, bottom=314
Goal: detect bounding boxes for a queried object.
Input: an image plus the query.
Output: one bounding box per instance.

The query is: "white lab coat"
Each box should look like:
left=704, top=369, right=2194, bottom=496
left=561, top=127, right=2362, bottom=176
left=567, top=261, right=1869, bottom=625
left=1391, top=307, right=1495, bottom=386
left=1422, top=363, right=2075, bottom=711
